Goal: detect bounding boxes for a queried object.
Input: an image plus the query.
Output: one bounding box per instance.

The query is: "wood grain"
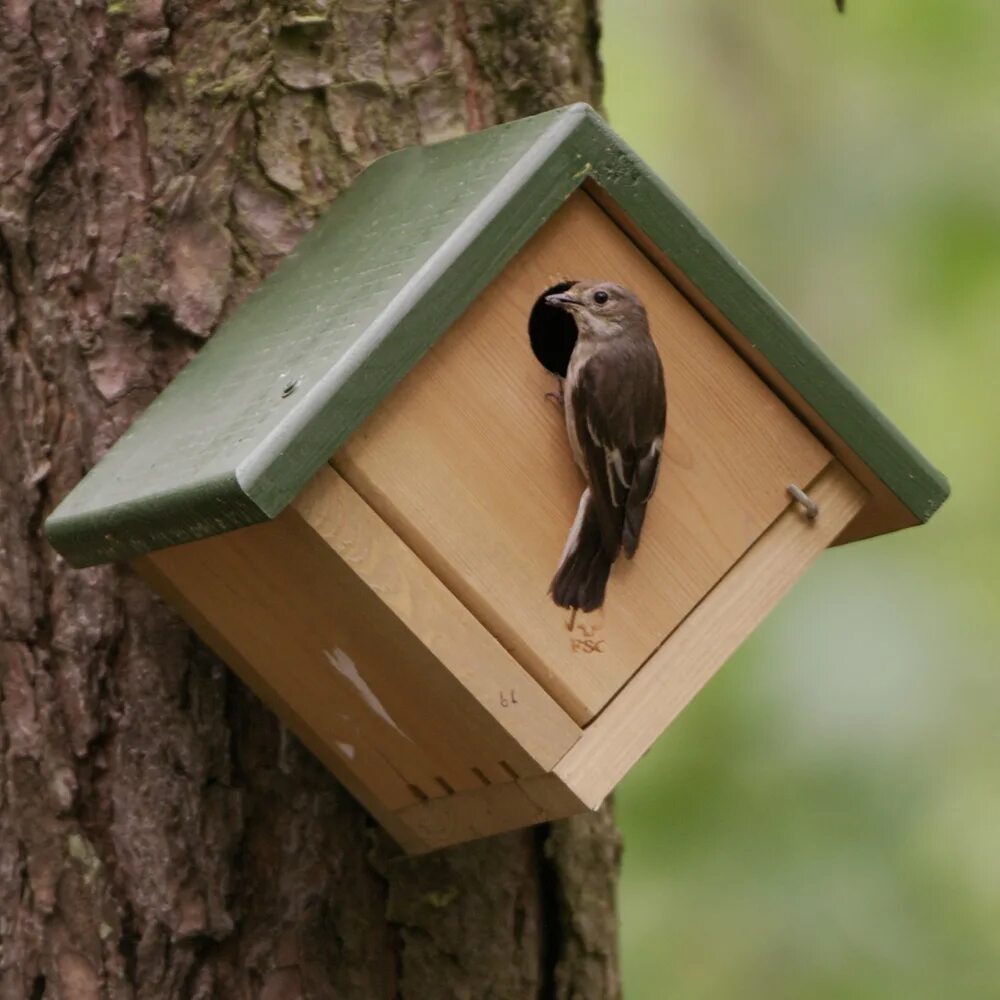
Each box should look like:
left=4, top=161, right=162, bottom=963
left=137, top=469, right=581, bottom=830
left=134, top=555, right=430, bottom=853
left=335, top=190, right=831, bottom=724
left=395, top=773, right=586, bottom=853
left=554, top=460, right=869, bottom=807
left=292, top=465, right=582, bottom=777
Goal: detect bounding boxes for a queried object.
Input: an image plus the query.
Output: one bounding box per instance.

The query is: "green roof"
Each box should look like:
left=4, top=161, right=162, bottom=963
left=46, top=103, right=948, bottom=567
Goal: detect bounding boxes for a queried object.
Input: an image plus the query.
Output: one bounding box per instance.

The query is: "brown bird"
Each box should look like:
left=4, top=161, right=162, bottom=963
left=544, top=281, right=667, bottom=612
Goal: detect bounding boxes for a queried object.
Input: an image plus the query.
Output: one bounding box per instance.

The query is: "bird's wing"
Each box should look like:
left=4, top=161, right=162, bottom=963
left=571, top=342, right=666, bottom=558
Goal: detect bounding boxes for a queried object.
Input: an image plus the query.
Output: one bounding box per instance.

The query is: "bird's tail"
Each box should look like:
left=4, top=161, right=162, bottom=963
left=550, top=488, right=616, bottom=613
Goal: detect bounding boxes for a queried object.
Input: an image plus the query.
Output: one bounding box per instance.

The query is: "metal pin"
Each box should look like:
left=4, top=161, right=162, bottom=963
left=787, top=484, right=819, bottom=520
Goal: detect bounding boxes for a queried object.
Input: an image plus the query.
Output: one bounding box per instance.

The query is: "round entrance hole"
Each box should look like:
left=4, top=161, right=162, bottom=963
left=528, top=281, right=579, bottom=378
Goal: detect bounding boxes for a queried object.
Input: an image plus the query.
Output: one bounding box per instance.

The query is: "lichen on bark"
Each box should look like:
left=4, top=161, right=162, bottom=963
left=0, top=0, right=618, bottom=995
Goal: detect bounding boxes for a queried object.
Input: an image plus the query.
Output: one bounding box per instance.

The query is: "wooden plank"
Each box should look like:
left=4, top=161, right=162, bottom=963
left=136, top=469, right=580, bottom=823
left=291, top=465, right=582, bottom=775
left=577, top=115, right=948, bottom=533
left=137, top=528, right=451, bottom=806
left=134, top=556, right=430, bottom=854
left=394, top=774, right=586, bottom=854
left=582, top=181, right=911, bottom=544
left=554, top=460, right=869, bottom=808
left=335, top=190, right=831, bottom=724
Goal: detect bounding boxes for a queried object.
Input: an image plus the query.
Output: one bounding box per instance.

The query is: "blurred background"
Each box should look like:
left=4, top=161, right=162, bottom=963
left=601, top=1, right=998, bottom=997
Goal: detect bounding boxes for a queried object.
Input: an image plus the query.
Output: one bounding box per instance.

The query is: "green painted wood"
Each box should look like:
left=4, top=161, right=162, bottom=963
left=576, top=112, right=950, bottom=525
left=45, top=103, right=948, bottom=567
left=45, top=105, right=594, bottom=566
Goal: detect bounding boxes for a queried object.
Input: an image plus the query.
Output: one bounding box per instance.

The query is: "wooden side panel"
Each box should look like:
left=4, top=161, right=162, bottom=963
left=555, top=460, right=869, bottom=808
left=336, top=190, right=831, bottom=724
left=136, top=469, right=580, bottom=830
left=134, top=556, right=429, bottom=853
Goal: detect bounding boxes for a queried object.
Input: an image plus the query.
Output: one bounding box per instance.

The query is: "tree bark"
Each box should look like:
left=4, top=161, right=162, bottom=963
left=0, top=1, right=620, bottom=997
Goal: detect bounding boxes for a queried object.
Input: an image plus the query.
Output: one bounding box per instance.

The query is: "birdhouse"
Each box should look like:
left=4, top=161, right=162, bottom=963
left=45, top=104, right=948, bottom=854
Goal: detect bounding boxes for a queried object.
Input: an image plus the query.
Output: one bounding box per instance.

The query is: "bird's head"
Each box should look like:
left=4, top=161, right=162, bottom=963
left=544, top=280, right=647, bottom=340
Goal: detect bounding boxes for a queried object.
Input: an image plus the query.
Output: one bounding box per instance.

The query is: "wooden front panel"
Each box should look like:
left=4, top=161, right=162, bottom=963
left=335, top=191, right=831, bottom=724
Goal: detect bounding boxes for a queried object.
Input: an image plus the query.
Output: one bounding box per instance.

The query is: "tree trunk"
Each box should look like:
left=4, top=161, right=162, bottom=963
left=0, top=1, right=620, bottom=997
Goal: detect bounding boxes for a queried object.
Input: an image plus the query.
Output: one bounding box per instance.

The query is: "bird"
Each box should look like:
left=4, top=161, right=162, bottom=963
left=543, top=280, right=667, bottom=612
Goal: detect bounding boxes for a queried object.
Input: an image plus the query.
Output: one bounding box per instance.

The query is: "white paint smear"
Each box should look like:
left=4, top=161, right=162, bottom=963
left=324, top=648, right=409, bottom=739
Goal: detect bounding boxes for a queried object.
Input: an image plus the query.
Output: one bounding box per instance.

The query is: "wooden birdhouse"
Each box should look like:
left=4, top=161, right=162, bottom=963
left=45, top=104, right=948, bottom=854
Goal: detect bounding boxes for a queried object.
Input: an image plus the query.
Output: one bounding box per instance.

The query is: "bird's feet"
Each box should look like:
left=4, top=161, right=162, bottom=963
left=544, top=378, right=565, bottom=408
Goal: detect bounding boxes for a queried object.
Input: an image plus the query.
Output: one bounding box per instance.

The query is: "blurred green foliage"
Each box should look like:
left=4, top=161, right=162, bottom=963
left=603, top=2, right=999, bottom=996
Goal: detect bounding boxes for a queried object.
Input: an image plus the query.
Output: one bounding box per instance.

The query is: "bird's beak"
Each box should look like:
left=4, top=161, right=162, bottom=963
left=545, top=292, right=582, bottom=310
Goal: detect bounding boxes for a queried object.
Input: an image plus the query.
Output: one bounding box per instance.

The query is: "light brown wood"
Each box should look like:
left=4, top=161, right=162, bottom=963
left=554, top=460, right=869, bottom=808
left=138, top=522, right=453, bottom=806
left=136, top=469, right=581, bottom=830
left=582, top=180, right=912, bottom=544
left=292, top=464, right=582, bottom=777
left=134, top=556, right=430, bottom=854
left=395, top=773, right=586, bottom=853
left=335, top=190, right=831, bottom=724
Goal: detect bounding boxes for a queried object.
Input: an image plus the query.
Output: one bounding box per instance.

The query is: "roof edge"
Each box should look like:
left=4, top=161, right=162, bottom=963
left=575, top=112, right=950, bottom=527
left=45, top=469, right=264, bottom=568
left=44, top=105, right=598, bottom=564
left=235, top=104, right=596, bottom=515
left=44, top=103, right=950, bottom=566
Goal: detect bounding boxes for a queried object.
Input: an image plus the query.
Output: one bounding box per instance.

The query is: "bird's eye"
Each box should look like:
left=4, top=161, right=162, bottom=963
left=593, top=290, right=609, bottom=305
